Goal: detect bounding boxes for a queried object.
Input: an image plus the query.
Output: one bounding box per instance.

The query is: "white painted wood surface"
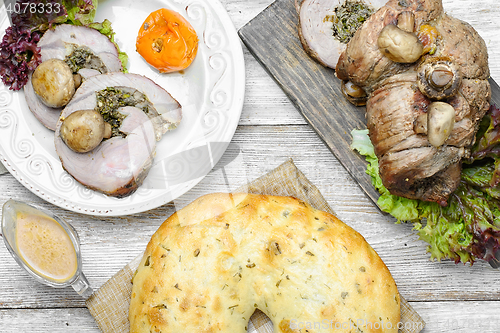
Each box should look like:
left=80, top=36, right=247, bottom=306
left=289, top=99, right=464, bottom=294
left=1, top=0, right=500, bottom=332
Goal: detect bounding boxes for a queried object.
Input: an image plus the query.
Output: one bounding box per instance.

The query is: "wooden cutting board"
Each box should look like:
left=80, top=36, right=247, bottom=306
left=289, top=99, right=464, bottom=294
left=238, top=0, right=500, bottom=207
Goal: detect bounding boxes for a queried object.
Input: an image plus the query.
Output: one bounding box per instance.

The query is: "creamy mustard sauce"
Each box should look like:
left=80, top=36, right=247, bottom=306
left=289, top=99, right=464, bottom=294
left=15, top=213, right=77, bottom=282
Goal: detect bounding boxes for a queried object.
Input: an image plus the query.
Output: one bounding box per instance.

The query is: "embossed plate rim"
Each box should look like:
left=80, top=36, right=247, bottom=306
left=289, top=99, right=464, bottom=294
left=0, top=0, right=245, bottom=216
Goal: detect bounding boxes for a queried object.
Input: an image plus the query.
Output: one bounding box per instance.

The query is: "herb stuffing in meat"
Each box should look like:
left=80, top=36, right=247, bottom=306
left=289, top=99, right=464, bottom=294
left=65, top=46, right=109, bottom=74
left=95, top=87, right=155, bottom=138
left=298, top=0, right=387, bottom=69
left=329, top=1, right=374, bottom=44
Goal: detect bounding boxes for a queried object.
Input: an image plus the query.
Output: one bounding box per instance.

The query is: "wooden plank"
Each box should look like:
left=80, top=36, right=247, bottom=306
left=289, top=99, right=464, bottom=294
left=237, top=0, right=500, bottom=208
left=238, top=0, right=380, bottom=205
left=0, top=308, right=99, bottom=332
left=409, top=301, right=500, bottom=333
left=239, top=48, right=307, bottom=126
left=2, top=301, right=500, bottom=333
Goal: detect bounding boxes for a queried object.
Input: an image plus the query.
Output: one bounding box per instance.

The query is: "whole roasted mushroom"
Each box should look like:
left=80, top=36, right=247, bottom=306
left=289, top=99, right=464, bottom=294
left=427, top=101, right=456, bottom=147
left=60, top=110, right=112, bottom=153
left=397, top=11, right=416, bottom=33
left=417, top=57, right=461, bottom=100
left=377, top=24, right=423, bottom=63
left=31, top=59, right=76, bottom=108
left=341, top=80, right=367, bottom=106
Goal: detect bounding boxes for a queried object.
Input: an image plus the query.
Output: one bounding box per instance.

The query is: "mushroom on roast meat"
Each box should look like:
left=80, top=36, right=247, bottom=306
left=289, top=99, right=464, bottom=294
left=377, top=24, right=424, bottom=63
left=60, top=110, right=112, bottom=153
left=417, top=57, right=461, bottom=100
left=427, top=101, right=456, bottom=147
left=341, top=80, right=368, bottom=106
left=31, top=59, right=76, bottom=108
left=335, top=0, right=491, bottom=205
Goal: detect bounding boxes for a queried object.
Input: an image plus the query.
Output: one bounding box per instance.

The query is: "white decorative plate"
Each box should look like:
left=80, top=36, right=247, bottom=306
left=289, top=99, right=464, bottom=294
left=0, top=0, right=245, bottom=216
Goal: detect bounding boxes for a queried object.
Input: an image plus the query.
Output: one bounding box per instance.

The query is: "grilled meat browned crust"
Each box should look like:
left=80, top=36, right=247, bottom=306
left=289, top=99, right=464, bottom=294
left=336, top=0, right=491, bottom=204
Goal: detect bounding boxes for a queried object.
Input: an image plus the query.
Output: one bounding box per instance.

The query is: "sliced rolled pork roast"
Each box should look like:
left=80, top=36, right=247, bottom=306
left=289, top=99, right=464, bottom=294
left=335, top=0, right=491, bottom=205
left=25, top=24, right=123, bottom=130
left=54, top=72, right=182, bottom=198
left=298, top=0, right=387, bottom=69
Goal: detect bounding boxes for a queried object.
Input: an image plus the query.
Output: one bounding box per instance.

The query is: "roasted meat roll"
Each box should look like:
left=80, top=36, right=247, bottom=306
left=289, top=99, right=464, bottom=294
left=336, top=0, right=491, bottom=205
left=54, top=72, right=182, bottom=197
left=25, top=24, right=123, bottom=130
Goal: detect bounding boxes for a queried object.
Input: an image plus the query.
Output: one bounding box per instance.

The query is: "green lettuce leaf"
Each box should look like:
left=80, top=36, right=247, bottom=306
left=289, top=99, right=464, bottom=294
left=62, top=1, right=128, bottom=71
left=63, top=0, right=98, bottom=25
left=350, top=129, right=420, bottom=222
left=88, top=19, right=128, bottom=71
left=351, top=105, right=500, bottom=265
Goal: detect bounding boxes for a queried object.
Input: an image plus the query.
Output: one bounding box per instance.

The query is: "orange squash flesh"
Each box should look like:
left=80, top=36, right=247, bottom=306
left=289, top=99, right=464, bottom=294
left=136, top=8, right=199, bottom=73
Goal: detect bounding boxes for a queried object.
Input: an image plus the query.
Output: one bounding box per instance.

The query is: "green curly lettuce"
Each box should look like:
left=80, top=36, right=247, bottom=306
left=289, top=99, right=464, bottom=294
left=350, top=129, right=420, bottom=222
left=351, top=105, right=500, bottom=264
left=63, top=0, right=98, bottom=25
left=88, top=19, right=128, bottom=72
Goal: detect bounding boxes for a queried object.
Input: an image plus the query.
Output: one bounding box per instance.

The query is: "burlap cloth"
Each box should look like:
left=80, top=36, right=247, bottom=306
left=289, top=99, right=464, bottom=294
left=86, top=159, right=425, bottom=332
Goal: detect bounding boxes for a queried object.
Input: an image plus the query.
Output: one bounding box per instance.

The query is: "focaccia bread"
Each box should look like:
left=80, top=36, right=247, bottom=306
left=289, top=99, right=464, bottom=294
left=129, top=193, right=400, bottom=332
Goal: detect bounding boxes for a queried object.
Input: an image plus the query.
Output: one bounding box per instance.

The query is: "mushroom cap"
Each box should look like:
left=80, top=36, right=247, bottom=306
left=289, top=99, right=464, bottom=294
left=377, top=24, right=424, bottom=64
left=341, top=80, right=367, bottom=106
left=427, top=101, right=456, bottom=147
left=60, top=110, right=106, bottom=153
left=417, top=57, right=462, bottom=100
left=31, top=59, right=76, bottom=108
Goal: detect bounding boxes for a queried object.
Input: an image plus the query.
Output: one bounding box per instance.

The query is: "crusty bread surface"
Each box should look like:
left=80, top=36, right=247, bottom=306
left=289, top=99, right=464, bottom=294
left=129, top=193, right=400, bottom=332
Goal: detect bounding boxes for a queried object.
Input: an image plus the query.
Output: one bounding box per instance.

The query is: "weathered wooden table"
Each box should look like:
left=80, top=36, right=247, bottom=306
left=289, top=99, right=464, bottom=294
left=1, top=0, right=499, bottom=332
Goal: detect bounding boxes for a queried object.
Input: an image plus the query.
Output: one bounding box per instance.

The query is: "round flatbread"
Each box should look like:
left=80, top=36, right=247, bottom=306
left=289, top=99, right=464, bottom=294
left=129, top=193, right=400, bottom=332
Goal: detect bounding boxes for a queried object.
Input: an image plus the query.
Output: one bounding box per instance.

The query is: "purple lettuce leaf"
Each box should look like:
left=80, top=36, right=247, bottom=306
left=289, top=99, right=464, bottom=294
left=0, top=0, right=98, bottom=90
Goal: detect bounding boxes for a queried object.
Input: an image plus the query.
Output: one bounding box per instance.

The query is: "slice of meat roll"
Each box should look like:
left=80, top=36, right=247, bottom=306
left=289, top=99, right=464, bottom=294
left=25, top=24, right=123, bottom=131
left=298, top=0, right=386, bottom=69
left=54, top=73, right=182, bottom=198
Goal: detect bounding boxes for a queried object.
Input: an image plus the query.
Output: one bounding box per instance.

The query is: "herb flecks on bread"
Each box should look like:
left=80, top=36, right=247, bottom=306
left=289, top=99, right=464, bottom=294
left=129, top=193, right=400, bottom=332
